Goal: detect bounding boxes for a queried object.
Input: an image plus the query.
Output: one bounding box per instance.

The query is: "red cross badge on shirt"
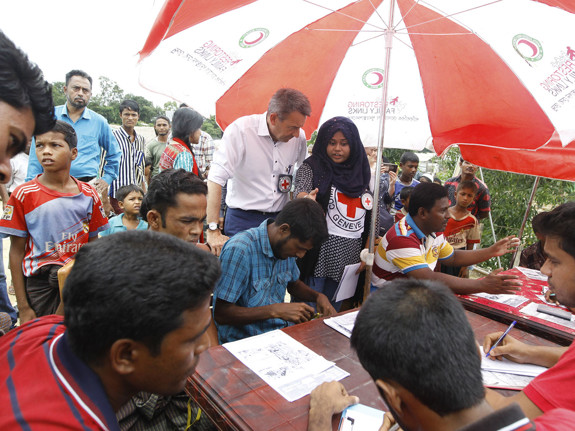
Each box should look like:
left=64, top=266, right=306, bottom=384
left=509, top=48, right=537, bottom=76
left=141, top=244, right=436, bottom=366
left=361, top=191, right=374, bottom=210
left=277, top=175, right=292, bottom=193
left=337, top=193, right=364, bottom=218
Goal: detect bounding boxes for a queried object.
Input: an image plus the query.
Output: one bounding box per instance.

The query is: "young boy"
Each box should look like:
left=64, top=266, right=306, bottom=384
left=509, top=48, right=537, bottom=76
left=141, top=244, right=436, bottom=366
left=100, top=185, right=147, bottom=237
left=0, top=121, right=109, bottom=324
left=394, top=186, right=414, bottom=223
left=441, top=181, right=481, bottom=277
left=393, top=151, right=419, bottom=212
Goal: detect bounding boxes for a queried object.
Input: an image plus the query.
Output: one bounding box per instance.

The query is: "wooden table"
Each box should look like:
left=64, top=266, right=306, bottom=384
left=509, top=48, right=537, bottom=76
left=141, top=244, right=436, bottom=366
left=186, top=310, right=560, bottom=431
left=458, top=268, right=575, bottom=346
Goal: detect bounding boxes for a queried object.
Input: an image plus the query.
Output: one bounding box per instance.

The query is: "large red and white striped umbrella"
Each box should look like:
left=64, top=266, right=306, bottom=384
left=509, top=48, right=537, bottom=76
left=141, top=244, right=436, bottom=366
left=138, top=0, right=575, bottom=176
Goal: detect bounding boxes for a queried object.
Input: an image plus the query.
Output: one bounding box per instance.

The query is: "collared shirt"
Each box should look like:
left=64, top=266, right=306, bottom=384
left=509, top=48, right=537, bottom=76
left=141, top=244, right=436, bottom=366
left=190, top=131, right=215, bottom=176
left=208, top=113, right=307, bottom=213
left=7, top=152, right=29, bottom=193
left=145, top=137, right=168, bottom=178
left=213, top=219, right=300, bottom=343
left=109, top=127, right=146, bottom=198
left=26, top=105, right=121, bottom=184
left=0, top=316, right=120, bottom=430
left=99, top=214, right=148, bottom=237
left=445, top=175, right=491, bottom=218
left=372, top=214, right=454, bottom=287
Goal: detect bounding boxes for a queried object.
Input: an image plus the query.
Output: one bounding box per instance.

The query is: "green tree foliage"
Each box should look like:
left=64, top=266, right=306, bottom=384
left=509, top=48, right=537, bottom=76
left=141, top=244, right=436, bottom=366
left=435, top=146, right=575, bottom=270
left=51, top=81, right=66, bottom=106
left=163, top=100, right=179, bottom=112
left=52, top=76, right=169, bottom=125
left=202, top=115, right=223, bottom=139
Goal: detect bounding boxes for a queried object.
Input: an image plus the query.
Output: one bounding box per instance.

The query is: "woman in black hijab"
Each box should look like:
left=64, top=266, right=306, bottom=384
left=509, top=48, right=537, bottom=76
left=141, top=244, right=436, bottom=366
left=294, top=116, right=373, bottom=311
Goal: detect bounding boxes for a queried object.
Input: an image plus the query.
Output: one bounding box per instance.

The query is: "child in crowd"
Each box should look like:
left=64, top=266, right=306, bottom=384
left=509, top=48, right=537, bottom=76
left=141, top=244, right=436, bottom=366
left=100, top=185, right=147, bottom=237
left=441, top=181, right=481, bottom=277
left=519, top=211, right=548, bottom=270
left=394, top=186, right=414, bottom=223
left=0, top=121, right=109, bottom=324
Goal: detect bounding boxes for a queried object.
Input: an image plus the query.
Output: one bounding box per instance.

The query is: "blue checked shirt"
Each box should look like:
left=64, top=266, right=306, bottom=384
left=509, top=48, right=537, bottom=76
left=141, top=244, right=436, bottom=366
left=214, top=220, right=300, bottom=343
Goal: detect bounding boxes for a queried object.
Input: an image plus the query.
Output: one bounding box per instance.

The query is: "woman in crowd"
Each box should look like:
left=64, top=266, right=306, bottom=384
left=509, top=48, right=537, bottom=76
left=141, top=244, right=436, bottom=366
left=159, top=107, right=202, bottom=176
left=294, top=116, right=373, bottom=311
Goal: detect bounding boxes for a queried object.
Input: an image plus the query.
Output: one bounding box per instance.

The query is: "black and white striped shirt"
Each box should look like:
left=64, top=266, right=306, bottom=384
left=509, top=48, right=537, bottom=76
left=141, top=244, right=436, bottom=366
left=108, top=127, right=145, bottom=198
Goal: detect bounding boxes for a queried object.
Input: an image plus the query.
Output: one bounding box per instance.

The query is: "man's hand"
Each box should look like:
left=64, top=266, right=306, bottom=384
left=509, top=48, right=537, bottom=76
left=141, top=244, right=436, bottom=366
left=545, top=290, right=560, bottom=305
left=299, top=188, right=319, bottom=201
left=489, top=235, right=520, bottom=257
left=92, top=179, right=109, bottom=195
left=308, top=381, right=359, bottom=431
left=18, top=306, right=36, bottom=325
left=479, top=268, right=522, bottom=294
left=483, top=333, right=532, bottom=363
left=271, top=302, right=315, bottom=323
left=458, top=266, right=470, bottom=278
left=387, top=170, right=397, bottom=185
left=206, top=229, right=229, bottom=257
left=379, top=412, right=402, bottom=431
left=316, top=294, right=336, bottom=318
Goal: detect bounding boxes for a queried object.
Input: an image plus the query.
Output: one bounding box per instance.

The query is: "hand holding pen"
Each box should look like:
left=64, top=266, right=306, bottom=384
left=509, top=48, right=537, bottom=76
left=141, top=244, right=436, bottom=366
left=484, top=320, right=516, bottom=358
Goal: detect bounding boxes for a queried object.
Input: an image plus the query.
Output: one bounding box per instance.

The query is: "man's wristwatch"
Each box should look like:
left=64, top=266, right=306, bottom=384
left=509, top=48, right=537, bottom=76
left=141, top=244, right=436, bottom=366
left=208, top=222, right=220, bottom=231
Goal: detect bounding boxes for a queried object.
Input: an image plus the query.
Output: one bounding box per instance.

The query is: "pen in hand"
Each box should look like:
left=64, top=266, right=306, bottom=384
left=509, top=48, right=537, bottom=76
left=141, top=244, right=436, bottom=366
left=485, top=320, right=516, bottom=358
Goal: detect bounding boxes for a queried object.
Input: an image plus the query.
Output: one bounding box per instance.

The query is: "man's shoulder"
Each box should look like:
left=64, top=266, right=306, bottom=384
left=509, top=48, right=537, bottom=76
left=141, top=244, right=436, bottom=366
left=83, top=107, right=110, bottom=124
left=445, top=176, right=460, bottom=186
left=226, top=227, right=262, bottom=251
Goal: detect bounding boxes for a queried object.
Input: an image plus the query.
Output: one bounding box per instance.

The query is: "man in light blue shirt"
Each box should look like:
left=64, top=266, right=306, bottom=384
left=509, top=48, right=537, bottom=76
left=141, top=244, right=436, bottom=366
left=26, top=70, right=120, bottom=194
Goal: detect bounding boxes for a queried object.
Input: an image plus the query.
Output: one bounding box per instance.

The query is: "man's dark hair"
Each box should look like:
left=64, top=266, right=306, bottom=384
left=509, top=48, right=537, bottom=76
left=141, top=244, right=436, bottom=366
left=408, top=182, right=447, bottom=217
left=399, top=186, right=414, bottom=202
left=172, top=107, right=203, bottom=145
left=531, top=211, right=548, bottom=235
left=0, top=31, right=55, bottom=137
left=399, top=151, right=419, bottom=165
left=456, top=180, right=478, bottom=194
left=274, top=199, right=328, bottom=247
left=154, top=115, right=171, bottom=126
left=64, top=230, right=220, bottom=363
left=47, top=120, right=77, bottom=149
left=267, top=88, right=311, bottom=120
left=351, top=279, right=485, bottom=416
left=539, top=202, right=575, bottom=258
left=141, top=168, right=206, bottom=227
left=119, top=99, right=140, bottom=114
left=65, top=69, right=93, bottom=87
left=116, top=184, right=144, bottom=203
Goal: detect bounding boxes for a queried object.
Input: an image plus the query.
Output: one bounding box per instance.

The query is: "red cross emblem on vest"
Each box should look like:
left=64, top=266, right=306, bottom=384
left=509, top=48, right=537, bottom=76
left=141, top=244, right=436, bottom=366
left=337, top=192, right=364, bottom=218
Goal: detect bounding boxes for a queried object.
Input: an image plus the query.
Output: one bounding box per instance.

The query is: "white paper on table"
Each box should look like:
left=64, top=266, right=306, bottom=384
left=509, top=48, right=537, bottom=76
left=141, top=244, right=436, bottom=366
left=516, top=266, right=548, bottom=281
left=482, top=370, right=534, bottom=390
left=333, top=263, right=361, bottom=302
left=520, top=302, right=575, bottom=329
left=324, top=311, right=359, bottom=338
left=223, top=330, right=349, bottom=402
left=472, top=292, right=529, bottom=308
left=480, top=347, right=548, bottom=377
left=339, top=403, right=386, bottom=431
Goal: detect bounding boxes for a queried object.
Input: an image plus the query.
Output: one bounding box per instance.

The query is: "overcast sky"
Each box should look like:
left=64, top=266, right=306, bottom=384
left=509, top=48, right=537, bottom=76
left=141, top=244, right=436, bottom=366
left=1, top=0, right=172, bottom=106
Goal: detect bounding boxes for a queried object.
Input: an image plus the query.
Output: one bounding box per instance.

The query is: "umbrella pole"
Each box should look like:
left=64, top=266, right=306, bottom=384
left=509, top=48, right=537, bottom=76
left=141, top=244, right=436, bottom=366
left=364, top=0, right=397, bottom=303
left=479, top=167, right=502, bottom=268
left=509, top=176, right=540, bottom=268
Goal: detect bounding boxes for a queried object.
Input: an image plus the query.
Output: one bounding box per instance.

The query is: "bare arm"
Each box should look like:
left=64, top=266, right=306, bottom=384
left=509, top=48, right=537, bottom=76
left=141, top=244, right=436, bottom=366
left=214, top=298, right=316, bottom=326
left=483, top=333, right=567, bottom=368
left=206, top=180, right=229, bottom=256
left=443, top=235, right=519, bottom=268
left=486, top=389, right=544, bottom=420
left=407, top=266, right=521, bottom=295
left=287, top=280, right=336, bottom=317
left=9, top=236, right=35, bottom=324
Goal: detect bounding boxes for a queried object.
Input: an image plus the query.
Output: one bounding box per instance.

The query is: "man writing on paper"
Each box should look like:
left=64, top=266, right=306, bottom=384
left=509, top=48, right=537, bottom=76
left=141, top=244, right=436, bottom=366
left=484, top=202, right=575, bottom=418
left=213, top=199, right=336, bottom=343
left=308, top=279, right=575, bottom=430
left=371, top=183, right=521, bottom=295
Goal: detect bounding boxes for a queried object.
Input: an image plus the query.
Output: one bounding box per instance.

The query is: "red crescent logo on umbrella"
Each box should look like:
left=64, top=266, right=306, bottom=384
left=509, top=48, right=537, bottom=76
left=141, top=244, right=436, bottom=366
left=239, top=28, right=270, bottom=48
left=512, top=34, right=543, bottom=62
left=362, top=68, right=385, bottom=89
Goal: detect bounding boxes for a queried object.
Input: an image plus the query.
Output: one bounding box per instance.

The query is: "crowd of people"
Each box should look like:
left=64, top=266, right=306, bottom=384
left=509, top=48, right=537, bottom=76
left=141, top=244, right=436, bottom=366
left=0, top=29, right=574, bottom=431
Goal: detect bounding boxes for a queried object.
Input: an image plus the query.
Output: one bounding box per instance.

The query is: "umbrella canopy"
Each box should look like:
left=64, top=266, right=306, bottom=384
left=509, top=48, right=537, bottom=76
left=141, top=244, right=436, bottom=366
left=139, top=0, right=575, bottom=156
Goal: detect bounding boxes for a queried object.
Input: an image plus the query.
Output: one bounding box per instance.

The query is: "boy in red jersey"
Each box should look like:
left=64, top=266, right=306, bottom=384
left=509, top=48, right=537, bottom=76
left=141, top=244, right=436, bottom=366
left=0, top=120, right=108, bottom=324
left=441, top=181, right=481, bottom=278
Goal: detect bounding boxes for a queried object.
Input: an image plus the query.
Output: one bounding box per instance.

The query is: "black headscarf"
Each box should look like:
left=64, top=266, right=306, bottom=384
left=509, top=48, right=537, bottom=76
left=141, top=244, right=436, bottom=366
left=305, top=116, right=371, bottom=198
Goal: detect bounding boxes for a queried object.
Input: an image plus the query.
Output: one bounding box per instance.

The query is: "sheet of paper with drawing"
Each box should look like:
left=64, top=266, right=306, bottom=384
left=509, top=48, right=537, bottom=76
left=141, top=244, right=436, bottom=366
left=223, top=330, right=349, bottom=402
left=333, top=263, right=361, bottom=302
left=472, top=292, right=529, bottom=308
